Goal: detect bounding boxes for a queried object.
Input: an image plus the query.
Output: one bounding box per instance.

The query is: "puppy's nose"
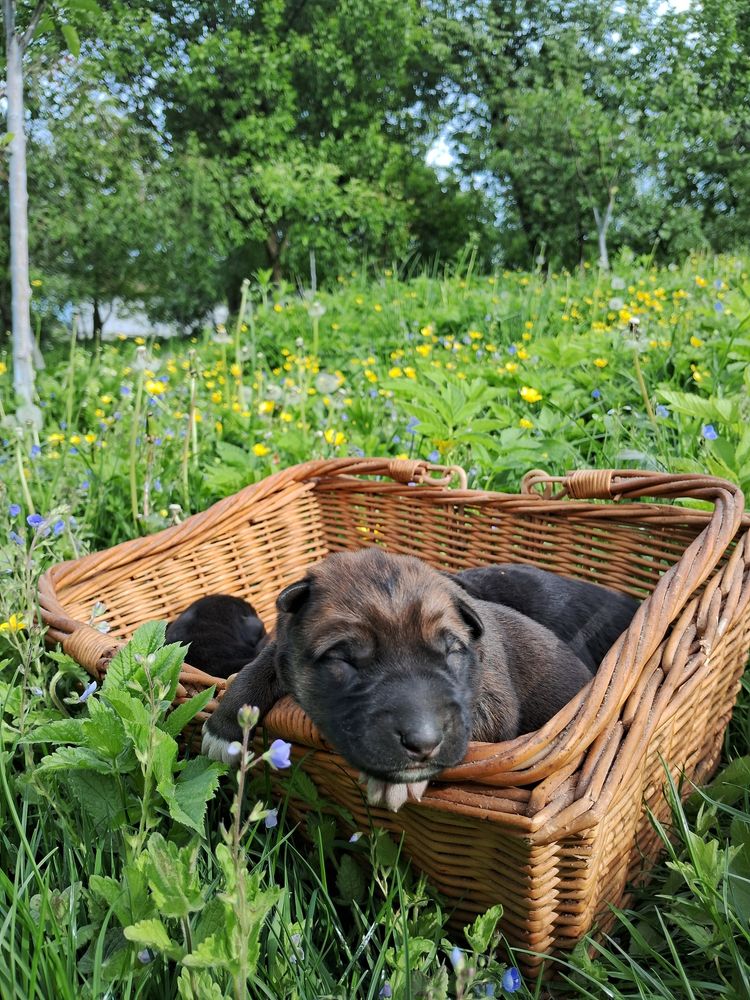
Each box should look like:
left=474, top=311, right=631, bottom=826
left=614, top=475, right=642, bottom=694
left=398, top=723, right=441, bottom=759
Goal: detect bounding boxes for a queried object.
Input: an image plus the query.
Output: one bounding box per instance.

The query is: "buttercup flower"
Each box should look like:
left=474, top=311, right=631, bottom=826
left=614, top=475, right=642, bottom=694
left=519, top=386, right=542, bottom=404
left=0, top=614, right=26, bottom=634
left=252, top=443, right=270, bottom=457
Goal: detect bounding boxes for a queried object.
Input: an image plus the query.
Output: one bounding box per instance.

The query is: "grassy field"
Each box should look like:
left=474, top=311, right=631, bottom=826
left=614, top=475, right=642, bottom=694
left=1, top=252, right=749, bottom=998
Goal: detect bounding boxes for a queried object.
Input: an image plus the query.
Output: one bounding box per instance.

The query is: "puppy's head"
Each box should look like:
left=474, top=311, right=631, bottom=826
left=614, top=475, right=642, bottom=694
left=274, top=548, right=483, bottom=783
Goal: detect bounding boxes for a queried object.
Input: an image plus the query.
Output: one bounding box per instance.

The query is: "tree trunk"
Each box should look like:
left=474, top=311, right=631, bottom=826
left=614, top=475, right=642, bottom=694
left=4, top=0, right=37, bottom=409
left=93, top=297, right=103, bottom=347
left=265, top=229, right=287, bottom=285
left=593, top=193, right=615, bottom=272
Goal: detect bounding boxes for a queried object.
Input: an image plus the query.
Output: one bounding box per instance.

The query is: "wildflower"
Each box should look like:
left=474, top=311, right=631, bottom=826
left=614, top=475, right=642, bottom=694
left=31, top=278, right=42, bottom=287
left=26, top=513, right=45, bottom=529
left=501, top=967, right=522, bottom=993
left=406, top=416, right=420, bottom=435
left=9, top=531, right=23, bottom=546
left=9, top=504, right=20, bottom=517
left=519, top=418, right=533, bottom=429
left=53, top=520, right=65, bottom=537
left=0, top=614, right=26, bottom=633
left=591, top=389, right=601, bottom=400
left=324, top=429, right=346, bottom=447
left=388, top=367, right=403, bottom=378
left=238, top=704, right=260, bottom=728
left=265, top=739, right=292, bottom=769
left=137, top=949, right=153, bottom=965
left=47, top=432, right=65, bottom=444
left=144, top=379, right=166, bottom=396
left=79, top=680, right=97, bottom=703
left=427, top=450, right=440, bottom=462
left=593, top=358, right=608, bottom=368
left=374, top=303, right=383, bottom=312
left=715, top=301, right=724, bottom=313
left=702, top=424, right=718, bottom=440
left=450, top=946, right=465, bottom=970
left=519, top=386, right=542, bottom=404
left=349, top=832, right=363, bottom=843
left=485, top=985, right=496, bottom=997
left=0, top=362, right=6, bottom=375
left=264, top=809, right=278, bottom=829
left=226, top=741, right=243, bottom=764
left=258, top=400, right=274, bottom=415
left=30, top=444, right=41, bottom=458
left=85, top=433, right=97, bottom=444
left=252, top=443, right=270, bottom=457
left=695, top=276, right=707, bottom=287
left=379, top=984, right=393, bottom=998
left=690, top=335, right=703, bottom=348
left=280, top=411, right=293, bottom=423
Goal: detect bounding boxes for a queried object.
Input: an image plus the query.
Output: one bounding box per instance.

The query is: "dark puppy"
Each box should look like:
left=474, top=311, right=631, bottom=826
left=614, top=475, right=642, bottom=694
left=202, top=549, right=596, bottom=808
left=451, top=564, right=639, bottom=673
left=165, top=594, right=266, bottom=679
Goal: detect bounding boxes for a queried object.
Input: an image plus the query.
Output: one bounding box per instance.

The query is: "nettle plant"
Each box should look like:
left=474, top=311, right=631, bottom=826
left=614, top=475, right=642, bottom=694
left=22, top=623, right=289, bottom=993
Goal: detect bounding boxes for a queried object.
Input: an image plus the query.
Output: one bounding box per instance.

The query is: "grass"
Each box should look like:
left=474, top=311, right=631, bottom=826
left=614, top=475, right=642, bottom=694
left=0, top=249, right=749, bottom=997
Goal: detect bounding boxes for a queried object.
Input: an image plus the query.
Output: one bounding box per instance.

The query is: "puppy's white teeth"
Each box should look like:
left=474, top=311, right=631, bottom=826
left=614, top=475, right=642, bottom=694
left=357, top=772, right=368, bottom=786
left=384, top=782, right=410, bottom=812
left=407, top=779, right=429, bottom=802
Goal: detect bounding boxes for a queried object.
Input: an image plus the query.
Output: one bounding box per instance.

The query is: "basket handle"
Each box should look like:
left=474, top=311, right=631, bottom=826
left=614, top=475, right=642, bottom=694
left=309, top=457, right=468, bottom=489
left=522, top=467, right=749, bottom=515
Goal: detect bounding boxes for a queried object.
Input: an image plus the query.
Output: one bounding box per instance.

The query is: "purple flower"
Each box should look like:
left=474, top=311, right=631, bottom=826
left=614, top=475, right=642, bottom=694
left=485, top=985, right=496, bottom=997
left=9, top=530, right=23, bottom=546
left=120, top=386, right=131, bottom=397
left=507, top=344, right=517, bottom=355
left=349, top=831, right=363, bottom=843
left=702, top=424, right=718, bottom=441
left=79, top=680, right=97, bottom=703
left=69, top=447, right=78, bottom=455
left=265, top=738, right=292, bottom=769
left=501, top=967, right=521, bottom=993
left=8, top=504, right=20, bottom=517
left=137, top=948, right=153, bottom=964
left=427, top=450, right=440, bottom=462
left=53, top=520, right=65, bottom=537
left=406, top=416, right=420, bottom=434
left=30, top=445, right=41, bottom=458
left=26, top=513, right=44, bottom=529
left=80, top=480, right=90, bottom=491
left=369, top=388, right=379, bottom=399
left=379, top=984, right=392, bottom=998
left=392, top=434, right=401, bottom=444
left=714, top=300, right=724, bottom=313
left=450, top=946, right=464, bottom=970
left=226, top=741, right=243, bottom=764
left=655, top=404, right=670, bottom=418
left=264, top=808, right=278, bottom=829
left=591, top=389, right=601, bottom=399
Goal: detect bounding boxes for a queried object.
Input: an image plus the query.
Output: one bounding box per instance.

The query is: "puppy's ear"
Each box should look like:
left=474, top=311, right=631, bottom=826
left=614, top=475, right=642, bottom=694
left=277, top=579, right=311, bottom=614
left=444, top=572, right=482, bottom=599
left=455, top=597, right=484, bottom=641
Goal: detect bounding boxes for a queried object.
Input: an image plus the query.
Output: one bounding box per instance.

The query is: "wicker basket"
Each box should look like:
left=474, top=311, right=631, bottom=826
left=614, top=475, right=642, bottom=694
left=38, top=458, right=750, bottom=974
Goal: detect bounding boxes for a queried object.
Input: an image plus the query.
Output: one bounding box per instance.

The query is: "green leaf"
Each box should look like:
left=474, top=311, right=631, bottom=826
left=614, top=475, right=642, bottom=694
left=124, top=918, right=184, bottom=961
left=144, top=833, right=204, bottom=918
left=21, top=719, right=86, bottom=744
left=68, top=772, right=129, bottom=833
left=163, top=686, right=215, bottom=738
left=102, top=689, right=151, bottom=755
left=177, top=968, right=230, bottom=1000
left=36, top=745, right=114, bottom=775
left=336, top=854, right=366, bottom=905
left=464, top=903, right=503, bottom=953
left=103, top=621, right=168, bottom=694
left=90, top=864, right=151, bottom=927
left=169, top=756, right=224, bottom=833
left=61, top=22, right=81, bottom=57
left=83, top=698, right=128, bottom=758
left=286, top=767, right=321, bottom=807
left=703, top=756, right=750, bottom=806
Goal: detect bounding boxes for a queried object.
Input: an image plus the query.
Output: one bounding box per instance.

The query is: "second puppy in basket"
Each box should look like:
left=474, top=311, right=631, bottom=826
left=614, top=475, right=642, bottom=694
left=202, top=548, right=638, bottom=810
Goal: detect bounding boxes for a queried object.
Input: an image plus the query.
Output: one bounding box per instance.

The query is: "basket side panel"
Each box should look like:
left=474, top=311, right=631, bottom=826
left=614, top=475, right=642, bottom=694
left=52, top=489, right=328, bottom=638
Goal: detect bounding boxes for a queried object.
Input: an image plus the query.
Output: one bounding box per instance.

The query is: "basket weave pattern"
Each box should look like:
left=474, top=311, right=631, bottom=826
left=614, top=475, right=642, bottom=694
left=39, top=459, right=750, bottom=972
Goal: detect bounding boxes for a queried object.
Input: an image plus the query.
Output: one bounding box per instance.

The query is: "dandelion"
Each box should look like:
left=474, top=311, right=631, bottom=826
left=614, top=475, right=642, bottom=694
left=501, top=967, right=522, bottom=993
left=702, top=424, right=718, bottom=440
left=519, top=386, right=542, bottom=404
left=0, top=614, right=26, bottom=633
left=264, top=739, right=292, bottom=769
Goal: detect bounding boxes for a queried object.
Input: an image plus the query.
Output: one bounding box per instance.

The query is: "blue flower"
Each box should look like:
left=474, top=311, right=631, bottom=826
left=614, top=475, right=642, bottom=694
left=591, top=389, right=601, bottom=399
left=369, top=389, right=379, bottom=399
left=264, top=808, right=278, bottom=829
left=265, top=738, right=292, bottom=769
left=427, top=450, right=440, bottom=462
left=501, top=967, right=521, bottom=993
left=80, top=480, right=90, bottom=491
left=702, top=424, right=718, bottom=441
left=26, top=513, right=45, bottom=529
left=8, top=504, right=20, bottom=517
left=655, top=404, right=670, bottom=418
left=9, top=531, right=23, bottom=546
left=507, top=344, right=517, bottom=355
left=379, top=984, right=392, bottom=998
left=69, top=447, right=78, bottom=455
left=406, top=415, right=420, bottom=434
left=484, top=984, right=496, bottom=997
left=120, top=385, right=131, bottom=396
left=30, top=445, right=41, bottom=458
left=137, top=948, right=153, bottom=964
left=450, top=946, right=464, bottom=970
left=53, top=520, right=65, bottom=537
left=714, top=278, right=723, bottom=289
left=349, top=831, right=363, bottom=843
left=392, top=434, right=401, bottom=444
left=714, top=300, right=724, bottom=313
left=226, top=741, right=243, bottom=764
left=79, top=680, right=97, bottom=703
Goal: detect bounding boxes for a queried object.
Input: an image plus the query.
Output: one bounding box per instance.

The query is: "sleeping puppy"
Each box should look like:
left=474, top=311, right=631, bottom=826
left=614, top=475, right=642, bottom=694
left=165, top=594, right=266, bottom=679
left=450, top=565, right=639, bottom=673
left=201, top=549, right=597, bottom=809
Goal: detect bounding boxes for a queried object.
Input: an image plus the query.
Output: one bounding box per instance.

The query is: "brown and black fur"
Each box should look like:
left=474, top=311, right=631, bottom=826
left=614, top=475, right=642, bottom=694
left=165, top=594, right=266, bottom=679
left=201, top=549, right=602, bottom=781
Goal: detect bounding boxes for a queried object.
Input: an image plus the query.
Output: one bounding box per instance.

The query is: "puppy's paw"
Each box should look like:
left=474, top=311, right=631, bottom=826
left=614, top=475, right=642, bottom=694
left=201, top=723, right=237, bottom=764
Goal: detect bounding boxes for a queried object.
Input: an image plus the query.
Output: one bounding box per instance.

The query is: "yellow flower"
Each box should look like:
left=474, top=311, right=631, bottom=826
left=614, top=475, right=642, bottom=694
left=618, top=308, right=632, bottom=323
left=331, top=323, right=340, bottom=331
left=258, top=400, right=274, bottom=415
left=273, top=303, right=284, bottom=313
left=468, top=330, right=483, bottom=340
left=145, top=379, right=166, bottom=395
left=280, top=411, right=293, bottom=423
left=403, top=367, right=416, bottom=379
left=324, top=428, right=346, bottom=447
left=215, top=420, right=223, bottom=433
left=355, top=296, right=364, bottom=306
left=505, top=362, right=518, bottom=373
left=374, top=303, right=383, bottom=312
left=416, top=344, right=431, bottom=357
left=690, top=335, right=703, bottom=348
left=230, top=363, right=241, bottom=377
left=520, top=386, right=542, bottom=404
left=695, top=276, right=707, bottom=288
left=85, top=433, right=97, bottom=444
left=420, top=324, right=434, bottom=337
left=30, top=278, right=42, bottom=287
left=593, top=358, right=608, bottom=368
left=100, top=394, right=112, bottom=404
left=252, top=443, right=270, bottom=456
left=135, top=336, right=146, bottom=345
left=516, top=347, right=529, bottom=360
left=519, top=418, right=534, bottom=429
left=0, top=362, right=6, bottom=375
left=0, top=614, right=26, bottom=633
left=522, top=332, right=532, bottom=341
left=388, top=367, right=403, bottom=378
left=232, top=402, right=241, bottom=413
left=47, top=432, right=65, bottom=444
left=211, top=391, right=222, bottom=404
left=69, top=435, right=81, bottom=445
left=524, top=321, right=533, bottom=330
left=395, top=452, right=409, bottom=460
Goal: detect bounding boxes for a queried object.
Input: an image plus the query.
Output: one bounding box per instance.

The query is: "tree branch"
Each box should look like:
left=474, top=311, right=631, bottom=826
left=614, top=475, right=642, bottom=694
left=21, top=0, right=47, bottom=53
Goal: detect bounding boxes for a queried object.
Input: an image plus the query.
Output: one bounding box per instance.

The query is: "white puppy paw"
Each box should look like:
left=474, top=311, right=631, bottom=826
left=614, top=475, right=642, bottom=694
left=201, top=724, right=235, bottom=763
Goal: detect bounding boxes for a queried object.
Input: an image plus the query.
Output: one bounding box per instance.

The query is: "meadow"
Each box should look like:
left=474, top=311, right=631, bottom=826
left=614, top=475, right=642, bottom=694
left=1, top=251, right=750, bottom=999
